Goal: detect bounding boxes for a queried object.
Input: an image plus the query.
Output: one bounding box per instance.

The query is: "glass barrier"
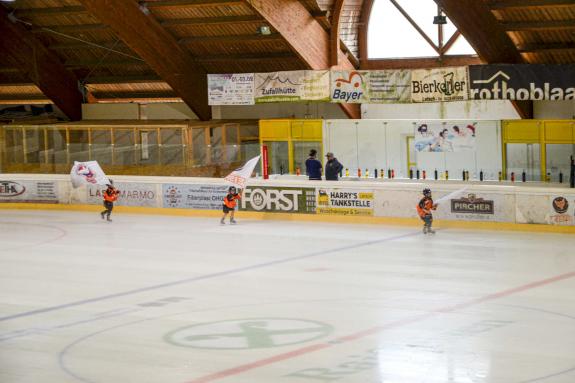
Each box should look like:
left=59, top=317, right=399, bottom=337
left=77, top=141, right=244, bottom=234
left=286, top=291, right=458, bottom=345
left=0, top=121, right=258, bottom=177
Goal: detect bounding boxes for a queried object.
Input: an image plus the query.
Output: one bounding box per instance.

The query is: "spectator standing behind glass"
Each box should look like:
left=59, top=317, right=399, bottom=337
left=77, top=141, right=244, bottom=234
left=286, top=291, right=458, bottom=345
left=325, top=152, right=343, bottom=181
left=305, top=149, right=322, bottom=180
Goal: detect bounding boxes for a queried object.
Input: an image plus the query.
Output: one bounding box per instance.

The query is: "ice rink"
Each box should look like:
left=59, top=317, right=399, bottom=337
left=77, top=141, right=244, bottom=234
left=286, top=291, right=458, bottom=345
left=1, top=209, right=575, bottom=383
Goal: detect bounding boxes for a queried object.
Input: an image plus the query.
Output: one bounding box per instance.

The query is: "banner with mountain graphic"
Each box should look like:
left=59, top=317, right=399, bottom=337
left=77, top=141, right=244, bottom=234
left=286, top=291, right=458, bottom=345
left=254, top=71, right=330, bottom=103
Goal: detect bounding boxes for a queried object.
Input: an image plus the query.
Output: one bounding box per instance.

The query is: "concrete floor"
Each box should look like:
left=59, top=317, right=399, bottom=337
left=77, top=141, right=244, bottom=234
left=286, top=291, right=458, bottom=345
left=1, top=210, right=574, bottom=383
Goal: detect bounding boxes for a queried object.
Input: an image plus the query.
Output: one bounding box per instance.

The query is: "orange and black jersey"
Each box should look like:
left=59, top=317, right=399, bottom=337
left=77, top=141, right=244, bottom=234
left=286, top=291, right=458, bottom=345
left=223, top=193, right=241, bottom=209
left=103, top=187, right=120, bottom=202
left=416, top=197, right=434, bottom=217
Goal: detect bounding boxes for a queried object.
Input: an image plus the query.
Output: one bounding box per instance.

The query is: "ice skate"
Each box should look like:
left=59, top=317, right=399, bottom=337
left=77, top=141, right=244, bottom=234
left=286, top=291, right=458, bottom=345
left=230, top=218, right=237, bottom=225
left=101, top=212, right=105, bottom=220
left=220, top=218, right=226, bottom=225
left=106, top=217, right=112, bottom=222
left=422, top=226, right=428, bottom=234
left=427, top=228, right=436, bottom=235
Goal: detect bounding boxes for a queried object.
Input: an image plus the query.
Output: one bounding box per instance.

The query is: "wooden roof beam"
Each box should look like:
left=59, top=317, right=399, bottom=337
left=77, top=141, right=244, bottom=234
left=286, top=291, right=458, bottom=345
left=487, top=0, right=575, bottom=9
left=330, top=0, right=345, bottom=66
left=363, top=55, right=482, bottom=70
left=503, top=20, right=575, bottom=31
left=63, top=53, right=297, bottom=67
left=435, top=0, right=532, bottom=118
left=518, top=42, right=575, bottom=52
left=358, top=0, right=375, bottom=67
left=179, top=33, right=283, bottom=44
left=244, top=0, right=361, bottom=119
left=0, top=6, right=82, bottom=120
left=144, top=0, right=242, bottom=8
left=78, top=0, right=211, bottom=120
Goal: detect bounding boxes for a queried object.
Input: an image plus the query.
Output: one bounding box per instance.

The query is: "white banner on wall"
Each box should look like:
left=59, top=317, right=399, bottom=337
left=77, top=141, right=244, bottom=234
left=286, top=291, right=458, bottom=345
left=368, top=70, right=411, bottom=103
left=87, top=182, right=157, bottom=207
left=414, top=121, right=477, bottom=152
left=317, top=188, right=374, bottom=216
left=163, top=184, right=228, bottom=210
left=255, top=71, right=303, bottom=103
left=208, top=73, right=255, bottom=105
left=411, top=67, right=469, bottom=103
left=0, top=180, right=58, bottom=203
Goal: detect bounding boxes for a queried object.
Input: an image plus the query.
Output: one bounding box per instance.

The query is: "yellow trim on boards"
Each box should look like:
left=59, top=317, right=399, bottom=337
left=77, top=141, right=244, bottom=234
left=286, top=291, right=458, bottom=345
left=2, top=203, right=575, bottom=234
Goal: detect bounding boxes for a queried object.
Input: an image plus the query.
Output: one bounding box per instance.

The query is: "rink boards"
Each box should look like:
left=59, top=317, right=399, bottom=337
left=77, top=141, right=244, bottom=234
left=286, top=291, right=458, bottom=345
left=1, top=174, right=575, bottom=231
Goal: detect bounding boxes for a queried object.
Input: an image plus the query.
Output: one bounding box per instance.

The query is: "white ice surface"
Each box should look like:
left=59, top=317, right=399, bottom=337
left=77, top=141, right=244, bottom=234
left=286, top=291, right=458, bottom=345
left=1, top=210, right=575, bottom=383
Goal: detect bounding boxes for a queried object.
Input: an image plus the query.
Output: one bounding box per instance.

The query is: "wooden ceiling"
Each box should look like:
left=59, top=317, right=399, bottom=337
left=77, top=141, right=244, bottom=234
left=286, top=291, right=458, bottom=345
left=0, top=0, right=572, bottom=120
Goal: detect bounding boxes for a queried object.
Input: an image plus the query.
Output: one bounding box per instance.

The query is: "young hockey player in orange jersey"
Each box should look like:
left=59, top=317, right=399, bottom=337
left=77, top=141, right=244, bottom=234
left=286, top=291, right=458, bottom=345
left=416, top=188, right=437, bottom=234
left=221, top=186, right=241, bottom=225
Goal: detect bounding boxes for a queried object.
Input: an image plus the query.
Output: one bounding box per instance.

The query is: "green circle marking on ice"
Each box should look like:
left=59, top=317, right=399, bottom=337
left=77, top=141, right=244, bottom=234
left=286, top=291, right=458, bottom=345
left=164, top=318, right=333, bottom=350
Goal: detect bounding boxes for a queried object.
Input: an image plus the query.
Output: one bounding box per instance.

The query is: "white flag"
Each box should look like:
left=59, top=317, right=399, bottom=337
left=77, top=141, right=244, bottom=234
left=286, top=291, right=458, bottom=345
left=434, top=186, right=469, bottom=206
left=70, top=161, right=110, bottom=189
left=224, top=155, right=260, bottom=188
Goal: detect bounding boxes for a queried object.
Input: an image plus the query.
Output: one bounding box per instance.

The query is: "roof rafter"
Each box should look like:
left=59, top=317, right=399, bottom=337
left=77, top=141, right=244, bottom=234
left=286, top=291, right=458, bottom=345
left=502, top=20, right=575, bottom=31
left=244, top=0, right=360, bottom=119
left=487, top=0, right=575, bottom=9
left=518, top=42, right=575, bottom=52
left=78, top=0, right=211, bottom=120
left=435, top=0, right=532, bottom=119
left=0, top=6, right=82, bottom=120
left=330, top=0, right=345, bottom=66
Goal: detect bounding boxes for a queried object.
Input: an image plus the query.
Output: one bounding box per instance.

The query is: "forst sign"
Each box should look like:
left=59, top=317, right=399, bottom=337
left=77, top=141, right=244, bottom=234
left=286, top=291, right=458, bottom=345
left=241, top=187, right=316, bottom=213
left=469, top=64, right=575, bottom=101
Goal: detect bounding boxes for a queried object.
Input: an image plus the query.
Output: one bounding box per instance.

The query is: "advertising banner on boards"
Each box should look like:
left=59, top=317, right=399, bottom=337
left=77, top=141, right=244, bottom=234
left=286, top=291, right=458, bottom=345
left=162, top=184, right=228, bottom=210
left=316, top=188, right=374, bottom=216
left=469, top=64, right=575, bottom=101
left=240, top=186, right=316, bottom=213
left=547, top=195, right=575, bottom=226
left=414, top=121, right=477, bottom=152
left=208, top=73, right=255, bottom=105
left=87, top=182, right=157, bottom=207
left=0, top=180, right=58, bottom=203
left=411, top=67, right=469, bottom=102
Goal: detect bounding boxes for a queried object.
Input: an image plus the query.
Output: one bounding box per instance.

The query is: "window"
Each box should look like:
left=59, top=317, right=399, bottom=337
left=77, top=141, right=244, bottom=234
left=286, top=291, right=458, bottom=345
left=368, top=0, right=476, bottom=59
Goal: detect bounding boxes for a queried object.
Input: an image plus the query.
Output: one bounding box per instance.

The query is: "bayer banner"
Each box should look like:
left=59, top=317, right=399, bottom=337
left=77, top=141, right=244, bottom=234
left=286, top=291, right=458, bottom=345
left=469, top=64, right=575, bottom=101
left=411, top=67, right=469, bottom=102
left=240, top=186, right=316, bottom=214
left=330, top=70, right=369, bottom=103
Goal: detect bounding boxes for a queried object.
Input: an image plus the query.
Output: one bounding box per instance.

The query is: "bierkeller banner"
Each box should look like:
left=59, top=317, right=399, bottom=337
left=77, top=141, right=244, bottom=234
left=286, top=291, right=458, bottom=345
left=469, top=64, right=575, bottom=101
left=208, top=73, right=254, bottom=105
left=411, top=66, right=469, bottom=103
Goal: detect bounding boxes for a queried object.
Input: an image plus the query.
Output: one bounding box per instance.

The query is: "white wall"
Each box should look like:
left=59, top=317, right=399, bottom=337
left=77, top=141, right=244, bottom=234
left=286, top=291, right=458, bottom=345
left=212, top=102, right=348, bottom=120
left=362, top=100, right=520, bottom=120
left=324, top=119, right=502, bottom=180
left=533, top=100, right=575, bottom=119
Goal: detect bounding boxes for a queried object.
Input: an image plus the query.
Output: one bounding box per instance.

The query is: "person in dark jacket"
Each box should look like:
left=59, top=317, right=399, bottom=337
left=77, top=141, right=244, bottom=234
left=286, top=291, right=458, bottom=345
left=305, top=149, right=322, bottom=180
left=324, top=152, right=343, bottom=181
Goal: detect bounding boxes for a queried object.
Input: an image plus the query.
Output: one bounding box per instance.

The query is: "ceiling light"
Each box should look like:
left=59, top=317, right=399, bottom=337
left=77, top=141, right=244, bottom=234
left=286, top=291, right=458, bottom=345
left=433, top=15, right=447, bottom=25
left=257, top=25, right=271, bottom=36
